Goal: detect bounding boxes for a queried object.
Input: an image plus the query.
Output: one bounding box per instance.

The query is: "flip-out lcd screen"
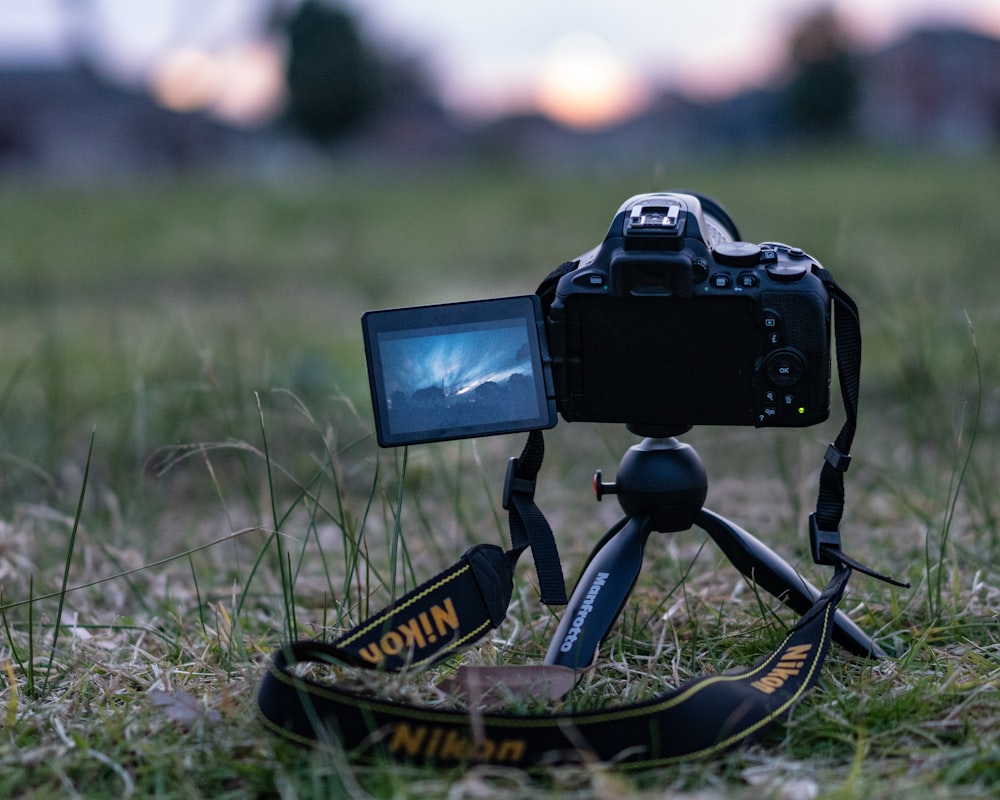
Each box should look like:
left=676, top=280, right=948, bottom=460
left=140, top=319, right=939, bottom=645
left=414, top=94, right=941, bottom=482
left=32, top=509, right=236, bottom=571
left=363, top=296, right=556, bottom=446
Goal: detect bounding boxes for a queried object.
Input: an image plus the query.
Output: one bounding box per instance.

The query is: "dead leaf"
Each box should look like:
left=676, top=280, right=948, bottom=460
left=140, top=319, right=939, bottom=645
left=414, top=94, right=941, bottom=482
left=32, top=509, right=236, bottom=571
left=438, top=665, right=577, bottom=710
left=147, top=688, right=221, bottom=727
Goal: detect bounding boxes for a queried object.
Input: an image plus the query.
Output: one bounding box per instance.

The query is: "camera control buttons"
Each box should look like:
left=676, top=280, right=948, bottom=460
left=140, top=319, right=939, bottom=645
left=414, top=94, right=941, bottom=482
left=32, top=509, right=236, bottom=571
left=765, top=260, right=809, bottom=282
left=762, top=244, right=811, bottom=282
left=736, top=272, right=759, bottom=289
left=767, top=389, right=797, bottom=406
left=765, top=349, right=806, bottom=387
left=710, top=273, right=732, bottom=289
left=761, top=309, right=784, bottom=347
left=713, top=241, right=761, bottom=267
left=572, top=271, right=607, bottom=290
left=762, top=389, right=799, bottom=422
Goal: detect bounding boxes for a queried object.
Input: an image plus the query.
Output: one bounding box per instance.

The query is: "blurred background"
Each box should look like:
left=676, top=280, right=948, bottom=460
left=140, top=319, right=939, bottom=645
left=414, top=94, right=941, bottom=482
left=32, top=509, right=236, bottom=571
left=1, top=0, right=999, bottom=177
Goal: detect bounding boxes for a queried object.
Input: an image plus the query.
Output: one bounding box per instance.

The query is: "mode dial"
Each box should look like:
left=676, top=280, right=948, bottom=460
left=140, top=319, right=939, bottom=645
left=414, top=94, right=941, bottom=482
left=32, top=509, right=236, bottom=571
left=713, top=241, right=761, bottom=267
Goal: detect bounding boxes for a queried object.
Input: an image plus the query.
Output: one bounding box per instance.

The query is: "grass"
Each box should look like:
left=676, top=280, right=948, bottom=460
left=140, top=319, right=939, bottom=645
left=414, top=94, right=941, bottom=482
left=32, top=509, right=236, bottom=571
left=1, top=148, right=1000, bottom=798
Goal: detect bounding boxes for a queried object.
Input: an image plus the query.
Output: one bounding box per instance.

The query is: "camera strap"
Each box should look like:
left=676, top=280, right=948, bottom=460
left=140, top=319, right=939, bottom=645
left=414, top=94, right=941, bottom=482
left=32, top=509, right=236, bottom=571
left=257, top=264, right=902, bottom=767
left=808, top=269, right=904, bottom=585
left=258, top=558, right=849, bottom=767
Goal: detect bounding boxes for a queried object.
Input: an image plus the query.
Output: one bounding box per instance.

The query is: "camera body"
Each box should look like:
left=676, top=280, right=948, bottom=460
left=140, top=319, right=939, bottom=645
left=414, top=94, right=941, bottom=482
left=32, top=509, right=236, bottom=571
left=362, top=191, right=833, bottom=447
left=547, top=192, right=831, bottom=429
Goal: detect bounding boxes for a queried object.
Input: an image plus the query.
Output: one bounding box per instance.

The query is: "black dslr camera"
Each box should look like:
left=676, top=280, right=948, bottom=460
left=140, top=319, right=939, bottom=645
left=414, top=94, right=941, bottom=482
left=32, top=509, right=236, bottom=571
left=362, top=192, right=832, bottom=446
left=548, top=192, right=830, bottom=430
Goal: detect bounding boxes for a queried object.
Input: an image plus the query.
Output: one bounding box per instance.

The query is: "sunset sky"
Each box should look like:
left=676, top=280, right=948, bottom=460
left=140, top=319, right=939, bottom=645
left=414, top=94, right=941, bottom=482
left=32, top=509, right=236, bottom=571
left=2, top=0, right=999, bottom=128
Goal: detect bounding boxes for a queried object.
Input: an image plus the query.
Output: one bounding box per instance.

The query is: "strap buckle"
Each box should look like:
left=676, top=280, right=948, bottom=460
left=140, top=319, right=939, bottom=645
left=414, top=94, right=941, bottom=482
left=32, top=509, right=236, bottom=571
left=502, top=456, right=535, bottom=510
left=824, top=443, right=852, bottom=473
left=809, top=512, right=842, bottom=566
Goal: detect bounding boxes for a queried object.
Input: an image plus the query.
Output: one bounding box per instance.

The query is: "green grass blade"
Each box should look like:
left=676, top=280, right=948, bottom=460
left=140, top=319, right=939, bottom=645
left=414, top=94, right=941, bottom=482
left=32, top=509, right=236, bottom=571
left=41, top=430, right=94, bottom=697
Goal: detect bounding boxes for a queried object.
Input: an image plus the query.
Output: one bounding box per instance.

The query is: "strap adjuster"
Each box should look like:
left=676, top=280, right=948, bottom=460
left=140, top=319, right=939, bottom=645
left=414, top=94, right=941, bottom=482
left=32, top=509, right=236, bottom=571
left=809, top=512, right=842, bottom=566
left=502, top=457, right=536, bottom=510
left=824, top=443, right=852, bottom=473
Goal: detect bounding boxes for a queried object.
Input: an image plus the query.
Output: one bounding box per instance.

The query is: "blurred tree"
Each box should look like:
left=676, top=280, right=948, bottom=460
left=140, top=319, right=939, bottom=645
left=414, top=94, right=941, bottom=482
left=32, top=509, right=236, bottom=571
left=282, top=0, right=382, bottom=142
left=780, top=8, right=860, bottom=139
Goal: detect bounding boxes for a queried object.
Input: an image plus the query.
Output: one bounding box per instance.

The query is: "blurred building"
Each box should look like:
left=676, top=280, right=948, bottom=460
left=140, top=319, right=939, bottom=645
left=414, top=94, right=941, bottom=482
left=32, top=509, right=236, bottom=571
left=0, top=66, right=284, bottom=178
left=857, top=28, right=1000, bottom=153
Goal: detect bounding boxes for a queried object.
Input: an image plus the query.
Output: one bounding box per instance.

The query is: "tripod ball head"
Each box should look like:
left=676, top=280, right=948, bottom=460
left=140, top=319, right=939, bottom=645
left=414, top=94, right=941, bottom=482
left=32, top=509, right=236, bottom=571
left=597, top=437, right=707, bottom=532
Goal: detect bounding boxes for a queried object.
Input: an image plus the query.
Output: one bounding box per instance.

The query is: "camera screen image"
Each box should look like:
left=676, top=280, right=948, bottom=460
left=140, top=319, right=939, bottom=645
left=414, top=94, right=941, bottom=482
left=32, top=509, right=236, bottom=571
left=363, top=296, right=557, bottom=446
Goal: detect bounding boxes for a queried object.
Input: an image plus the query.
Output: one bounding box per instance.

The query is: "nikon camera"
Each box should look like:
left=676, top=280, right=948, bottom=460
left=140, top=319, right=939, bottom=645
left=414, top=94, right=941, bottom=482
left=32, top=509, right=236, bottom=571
left=546, top=192, right=832, bottom=430
left=362, top=192, right=832, bottom=447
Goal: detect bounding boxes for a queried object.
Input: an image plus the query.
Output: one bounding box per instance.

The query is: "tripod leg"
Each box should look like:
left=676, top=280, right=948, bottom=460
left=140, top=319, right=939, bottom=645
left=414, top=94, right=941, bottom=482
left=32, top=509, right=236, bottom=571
left=696, top=508, right=885, bottom=658
left=543, top=516, right=653, bottom=669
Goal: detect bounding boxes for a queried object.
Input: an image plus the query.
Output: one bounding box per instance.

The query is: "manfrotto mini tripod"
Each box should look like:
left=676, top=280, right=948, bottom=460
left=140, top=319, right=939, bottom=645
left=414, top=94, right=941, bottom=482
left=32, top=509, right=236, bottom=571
left=544, top=425, right=884, bottom=670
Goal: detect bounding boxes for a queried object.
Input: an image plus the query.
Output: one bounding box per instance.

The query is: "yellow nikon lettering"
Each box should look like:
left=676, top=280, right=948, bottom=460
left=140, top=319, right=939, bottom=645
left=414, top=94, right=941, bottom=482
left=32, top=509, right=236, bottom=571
left=380, top=631, right=405, bottom=656
left=388, top=723, right=526, bottom=764
left=439, top=730, right=467, bottom=760
left=425, top=726, right=443, bottom=758
left=751, top=644, right=813, bottom=694
left=357, top=598, right=461, bottom=665
left=430, top=599, right=459, bottom=635
left=397, top=617, right=427, bottom=649
left=389, top=722, right=428, bottom=757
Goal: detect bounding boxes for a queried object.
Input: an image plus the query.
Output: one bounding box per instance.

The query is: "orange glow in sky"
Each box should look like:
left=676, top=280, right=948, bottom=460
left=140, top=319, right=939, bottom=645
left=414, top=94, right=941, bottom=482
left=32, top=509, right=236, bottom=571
left=150, top=41, right=285, bottom=127
left=535, top=31, right=649, bottom=129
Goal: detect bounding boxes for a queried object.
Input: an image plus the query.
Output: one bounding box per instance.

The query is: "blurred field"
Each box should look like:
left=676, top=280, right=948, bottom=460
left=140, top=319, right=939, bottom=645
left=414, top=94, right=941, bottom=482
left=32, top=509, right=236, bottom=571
left=3, top=151, right=999, bottom=536
left=2, top=149, right=1000, bottom=797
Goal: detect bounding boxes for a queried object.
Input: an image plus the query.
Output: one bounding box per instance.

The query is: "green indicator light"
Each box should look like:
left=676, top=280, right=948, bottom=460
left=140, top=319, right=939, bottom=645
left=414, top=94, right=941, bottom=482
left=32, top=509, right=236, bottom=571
left=798, top=407, right=806, bottom=414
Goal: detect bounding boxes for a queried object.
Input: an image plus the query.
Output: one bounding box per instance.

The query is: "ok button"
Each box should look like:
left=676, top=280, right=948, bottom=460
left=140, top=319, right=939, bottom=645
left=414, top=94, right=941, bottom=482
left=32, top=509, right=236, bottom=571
left=764, top=349, right=806, bottom=387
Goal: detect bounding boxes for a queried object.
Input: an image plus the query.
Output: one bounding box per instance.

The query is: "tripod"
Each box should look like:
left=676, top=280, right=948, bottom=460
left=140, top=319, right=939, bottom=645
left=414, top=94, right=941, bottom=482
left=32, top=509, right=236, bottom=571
left=543, top=428, right=883, bottom=669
